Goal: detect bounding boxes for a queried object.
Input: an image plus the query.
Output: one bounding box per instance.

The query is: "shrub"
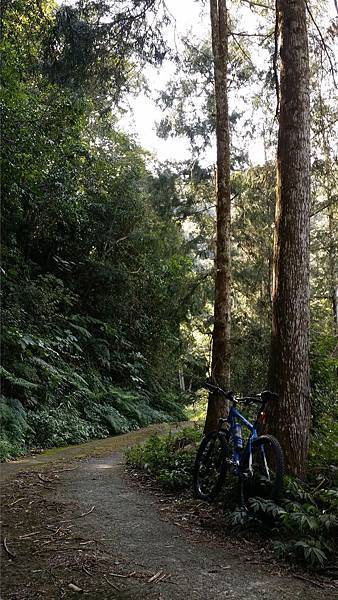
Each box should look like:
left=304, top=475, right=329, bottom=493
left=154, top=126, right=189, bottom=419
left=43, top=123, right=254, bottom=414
left=126, top=426, right=202, bottom=490
left=230, top=477, right=338, bottom=569
left=27, top=406, right=97, bottom=447
left=0, top=396, right=30, bottom=460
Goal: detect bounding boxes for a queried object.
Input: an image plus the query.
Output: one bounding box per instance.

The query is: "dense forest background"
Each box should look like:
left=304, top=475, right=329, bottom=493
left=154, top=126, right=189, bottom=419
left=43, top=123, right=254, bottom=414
left=1, top=0, right=337, bottom=461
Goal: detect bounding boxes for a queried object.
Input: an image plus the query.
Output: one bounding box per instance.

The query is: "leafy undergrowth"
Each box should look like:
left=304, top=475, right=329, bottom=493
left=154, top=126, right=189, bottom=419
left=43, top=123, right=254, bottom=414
left=230, top=479, right=338, bottom=570
left=126, top=427, right=338, bottom=573
left=126, top=425, right=201, bottom=490
left=0, top=314, right=186, bottom=461
left=0, top=351, right=185, bottom=461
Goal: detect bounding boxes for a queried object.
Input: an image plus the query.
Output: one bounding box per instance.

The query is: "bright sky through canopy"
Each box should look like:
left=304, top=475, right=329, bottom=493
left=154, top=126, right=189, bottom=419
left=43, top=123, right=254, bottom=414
left=59, top=0, right=268, bottom=165
left=119, top=0, right=268, bottom=165
left=59, top=0, right=337, bottom=166
left=119, top=0, right=212, bottom=163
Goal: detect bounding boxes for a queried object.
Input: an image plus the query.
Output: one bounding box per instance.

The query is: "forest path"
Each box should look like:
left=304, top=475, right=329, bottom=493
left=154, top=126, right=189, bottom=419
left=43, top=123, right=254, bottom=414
left=0, top=422, right=187, bottom=483
left=1, top=424, right=322, bottom=600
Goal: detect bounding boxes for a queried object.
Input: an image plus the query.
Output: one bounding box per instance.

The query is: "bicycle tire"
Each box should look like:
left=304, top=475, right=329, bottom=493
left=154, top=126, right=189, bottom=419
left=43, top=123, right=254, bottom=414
left=193, top=431, right=227, bottom=501
left=240, top=434, right=284, bottom=504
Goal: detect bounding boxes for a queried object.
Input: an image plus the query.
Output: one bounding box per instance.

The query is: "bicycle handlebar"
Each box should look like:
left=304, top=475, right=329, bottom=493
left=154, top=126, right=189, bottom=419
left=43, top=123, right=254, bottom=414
left=203, top=382, right=278, bottom=404
left=203, top=382, right=234, bottom=400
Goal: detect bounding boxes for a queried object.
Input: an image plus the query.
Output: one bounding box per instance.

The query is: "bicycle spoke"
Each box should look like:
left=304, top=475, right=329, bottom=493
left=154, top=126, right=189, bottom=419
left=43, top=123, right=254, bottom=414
left=240, top=435, right=284, bottom=504
left=260, top=446, right=271, bottom=481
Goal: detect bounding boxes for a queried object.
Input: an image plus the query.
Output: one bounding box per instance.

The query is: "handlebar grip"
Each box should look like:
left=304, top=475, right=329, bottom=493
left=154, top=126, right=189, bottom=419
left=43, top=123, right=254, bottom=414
left=203, top=382, right=234, bottom=400
left=241, top=397, right=259, bottom=404
left=203, top=382, right=219, bottom=392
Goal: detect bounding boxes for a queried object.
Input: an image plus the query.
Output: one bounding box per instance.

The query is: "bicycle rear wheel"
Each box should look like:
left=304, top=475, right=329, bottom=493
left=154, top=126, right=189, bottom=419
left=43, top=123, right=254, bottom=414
left=193, top=431, right=227, bottom=501
left=240, top=434, right=284, bottom=504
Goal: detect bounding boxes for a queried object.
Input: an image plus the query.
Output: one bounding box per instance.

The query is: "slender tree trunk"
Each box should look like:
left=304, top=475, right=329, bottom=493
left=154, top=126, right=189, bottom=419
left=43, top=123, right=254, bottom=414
left=204, top=0, right=231, bottom=434
left=268, top=0, right=311, bottom=477
left=318, top=91, right=338, bottom=333
left=328, top=206, right=338, bottom=332
left=178, top=368, right=185, bottom=392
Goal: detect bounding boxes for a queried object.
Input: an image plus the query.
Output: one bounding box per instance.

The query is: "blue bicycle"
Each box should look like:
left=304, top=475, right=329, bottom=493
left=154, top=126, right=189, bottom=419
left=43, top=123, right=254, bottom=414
left=193, top=382, right=284, bottom=505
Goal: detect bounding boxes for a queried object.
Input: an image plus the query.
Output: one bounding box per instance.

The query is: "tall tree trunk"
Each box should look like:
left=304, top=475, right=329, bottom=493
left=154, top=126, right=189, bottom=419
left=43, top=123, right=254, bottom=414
left=318, top=91, right=338, bottom=333
left=328, top=206, right=338, bottom=332
left=268, top=0, right=311, bottom=476
left=204, top=0, right=231, bottom=434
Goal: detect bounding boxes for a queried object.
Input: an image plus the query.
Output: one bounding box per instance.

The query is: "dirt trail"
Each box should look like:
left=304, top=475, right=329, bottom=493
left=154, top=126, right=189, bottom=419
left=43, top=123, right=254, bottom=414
left=0, top=424, right=329, bottom=599
left=0, top=422, right=185, bottom=483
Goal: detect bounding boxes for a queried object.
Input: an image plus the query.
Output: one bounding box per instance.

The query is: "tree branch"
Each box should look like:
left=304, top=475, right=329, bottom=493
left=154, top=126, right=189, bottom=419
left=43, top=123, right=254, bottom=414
left=230, top=30, right=274, bottom=38
left=310, top=198, right=338, bottom=217
left=305, top=0, right=337, bottom=89
left=241, top=0, right=274, bottom=11
left=229, top=32, right=256, bottom=69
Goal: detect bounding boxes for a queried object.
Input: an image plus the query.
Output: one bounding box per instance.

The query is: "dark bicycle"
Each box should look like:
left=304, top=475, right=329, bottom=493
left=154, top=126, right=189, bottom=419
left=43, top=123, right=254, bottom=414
left=193, top=382, right=284, bottom=506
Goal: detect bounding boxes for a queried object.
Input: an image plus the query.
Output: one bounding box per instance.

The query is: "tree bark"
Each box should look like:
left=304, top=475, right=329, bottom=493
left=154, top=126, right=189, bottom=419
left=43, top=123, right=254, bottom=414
left=268, top=0, right=311, bottom=476
left=204, top=0, right=231, bottom=434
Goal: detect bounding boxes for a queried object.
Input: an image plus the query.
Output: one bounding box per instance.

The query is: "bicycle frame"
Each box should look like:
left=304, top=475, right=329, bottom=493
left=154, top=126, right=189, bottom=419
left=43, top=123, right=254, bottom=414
left=194, top=383, right=282, bottom=503
left=222, top=405, right=259, bottom=476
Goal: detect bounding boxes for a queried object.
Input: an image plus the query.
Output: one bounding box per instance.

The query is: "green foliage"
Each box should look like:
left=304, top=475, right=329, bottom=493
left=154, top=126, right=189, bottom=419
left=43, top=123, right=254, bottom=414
left=230, top=476, right=338, bottom=569
left=308, top=344, right=338, bottom=473
left=43, top=1, right=169, bottom=100
left=309, top=333, right=338, bottom=467
left=0, top=396, right=30, bottom=460
left=27, top=406, right=96, bottom=448
left=126, top=427, right=202, bottom=490
left=0, top=0, right=196, bottom=459
left=157, top=34, right=255, bottom=160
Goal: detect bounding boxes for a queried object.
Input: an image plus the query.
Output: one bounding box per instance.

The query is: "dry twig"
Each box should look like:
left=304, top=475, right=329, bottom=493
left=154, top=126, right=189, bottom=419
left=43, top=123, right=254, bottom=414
left=82, top=565, right=92, bottom=577
left=292, top=574, right=326, bottom=589
left=9, top=497, right=25, bottom=507
left=148, top=570, right=164, bottom=583
left=19, top=531, right=41, bottom=539
left=50, top=467, right=78, bottom=474
left=68, top=583, right=83, bottom=592
left=60, top=505, right=96, bottom=523
left=3, top=537, right=16, bottom=559
left=104, top=576, right=120, bottom=590
left=109, top=571, right=137, bottom=579
left=78, top=506, right=96, bottom=518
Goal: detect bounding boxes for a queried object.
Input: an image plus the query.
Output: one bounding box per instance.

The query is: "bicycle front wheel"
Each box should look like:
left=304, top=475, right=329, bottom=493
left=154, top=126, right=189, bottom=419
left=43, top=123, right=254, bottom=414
left=193, top=431, right=227, bottom=501
left=241, top=434, right=284, bottom=504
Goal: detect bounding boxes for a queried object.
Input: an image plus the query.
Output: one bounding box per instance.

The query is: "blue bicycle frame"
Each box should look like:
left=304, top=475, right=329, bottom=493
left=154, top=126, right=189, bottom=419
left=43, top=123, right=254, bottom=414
left=194, top=382, right=282, bottom=503
left=224, top=405, right=259, bottom=476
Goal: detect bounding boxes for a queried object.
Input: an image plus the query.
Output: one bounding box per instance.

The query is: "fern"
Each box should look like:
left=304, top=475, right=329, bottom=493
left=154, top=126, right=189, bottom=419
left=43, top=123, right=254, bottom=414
left=248, top=497, right=286, bottom=518
left=0, top=396, right=31, bottom=459
left=0, top=367, right=39, bottom=389
left=68, top=322, right=92, bottom=339
left=230, top=507, right=249, bottom=526
left=318, top=512, right=338, bottom=530
left=317, top=488, right=338, bottom=509
left=29, top=357, right=62, bottom=378
left=288, top=512, right=320, bottom=533
left=284, top=476, right=316, bottom=504
left=293, top=540, right=327, bottom=567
